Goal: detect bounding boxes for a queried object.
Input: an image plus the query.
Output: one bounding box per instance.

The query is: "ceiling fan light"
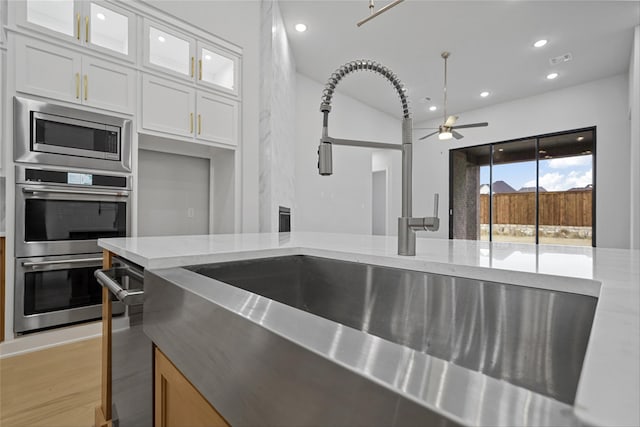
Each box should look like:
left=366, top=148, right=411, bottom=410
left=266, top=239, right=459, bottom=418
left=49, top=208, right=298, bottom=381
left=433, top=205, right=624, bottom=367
left=439, top=131, right=453, bottom=140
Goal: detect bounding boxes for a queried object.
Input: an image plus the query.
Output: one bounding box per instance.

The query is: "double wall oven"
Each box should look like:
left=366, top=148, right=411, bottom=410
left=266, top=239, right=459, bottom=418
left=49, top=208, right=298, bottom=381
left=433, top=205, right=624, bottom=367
left=14, top=97, right=132, bottom=334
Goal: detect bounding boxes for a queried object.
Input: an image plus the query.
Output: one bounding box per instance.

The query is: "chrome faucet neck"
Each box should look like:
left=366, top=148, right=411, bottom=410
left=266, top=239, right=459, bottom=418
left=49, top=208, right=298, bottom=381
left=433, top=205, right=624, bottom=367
left=318, top=60, right=439, bottom=256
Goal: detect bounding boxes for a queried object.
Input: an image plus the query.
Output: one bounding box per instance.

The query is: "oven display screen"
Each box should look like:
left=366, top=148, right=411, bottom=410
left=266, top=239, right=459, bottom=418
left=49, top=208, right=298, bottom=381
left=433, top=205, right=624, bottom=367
left=67, top=173, right=93, bottom=185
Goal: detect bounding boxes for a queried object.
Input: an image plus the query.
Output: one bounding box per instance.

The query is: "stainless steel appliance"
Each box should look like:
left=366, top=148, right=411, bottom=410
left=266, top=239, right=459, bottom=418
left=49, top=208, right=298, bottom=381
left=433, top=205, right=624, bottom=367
left=14, top=97, right=132, bottom=173
left=14, top=165, right=131, bottom=333
left=15, top=165, right=131, bottom=258
left=95, top=261, right=152, bottom=427
left=14, top=254, right=125, bottom=334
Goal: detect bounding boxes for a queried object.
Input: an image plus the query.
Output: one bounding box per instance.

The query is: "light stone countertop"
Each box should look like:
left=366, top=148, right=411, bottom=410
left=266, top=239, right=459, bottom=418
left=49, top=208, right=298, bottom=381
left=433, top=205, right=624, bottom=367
left=99, top=232, right=640, bottom=427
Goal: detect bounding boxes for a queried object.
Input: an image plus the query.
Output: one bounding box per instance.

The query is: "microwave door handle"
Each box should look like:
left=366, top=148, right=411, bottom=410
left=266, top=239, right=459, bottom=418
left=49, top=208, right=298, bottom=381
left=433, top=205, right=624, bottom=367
left=22, top=257, right=104, bottom=268
left=22, top=187, right=129, bottom=197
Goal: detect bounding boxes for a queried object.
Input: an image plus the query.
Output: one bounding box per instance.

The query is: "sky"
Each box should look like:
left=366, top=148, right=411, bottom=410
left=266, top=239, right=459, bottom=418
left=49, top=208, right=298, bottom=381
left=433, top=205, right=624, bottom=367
left=479, top=155, right=592, bottom=192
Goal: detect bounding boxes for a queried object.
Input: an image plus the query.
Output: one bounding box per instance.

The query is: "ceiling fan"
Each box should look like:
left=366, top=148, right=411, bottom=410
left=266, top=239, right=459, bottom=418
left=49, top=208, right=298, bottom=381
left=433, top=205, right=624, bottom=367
left=417, top=52, right=489, bottom=141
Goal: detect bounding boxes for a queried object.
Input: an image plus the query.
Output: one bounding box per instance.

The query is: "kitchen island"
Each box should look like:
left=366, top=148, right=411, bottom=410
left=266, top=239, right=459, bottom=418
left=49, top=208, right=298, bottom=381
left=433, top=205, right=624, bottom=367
left=98, top=232, right=639, bottom=427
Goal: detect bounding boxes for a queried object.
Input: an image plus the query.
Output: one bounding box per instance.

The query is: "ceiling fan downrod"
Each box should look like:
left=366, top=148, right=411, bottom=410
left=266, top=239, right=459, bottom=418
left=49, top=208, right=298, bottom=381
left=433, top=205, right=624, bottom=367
left=442, top=51, right=450, bottom=124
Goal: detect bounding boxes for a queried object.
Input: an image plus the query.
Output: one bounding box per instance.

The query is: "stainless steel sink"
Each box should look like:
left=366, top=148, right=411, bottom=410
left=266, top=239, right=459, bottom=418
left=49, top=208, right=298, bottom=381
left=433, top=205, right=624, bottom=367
left=186, top=255, right=597, bottom=405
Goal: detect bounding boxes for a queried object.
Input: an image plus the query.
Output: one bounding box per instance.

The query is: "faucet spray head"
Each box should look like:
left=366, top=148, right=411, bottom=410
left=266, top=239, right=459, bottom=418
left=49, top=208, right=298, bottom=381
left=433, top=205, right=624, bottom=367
left=318, top=140, right=333, bottom=176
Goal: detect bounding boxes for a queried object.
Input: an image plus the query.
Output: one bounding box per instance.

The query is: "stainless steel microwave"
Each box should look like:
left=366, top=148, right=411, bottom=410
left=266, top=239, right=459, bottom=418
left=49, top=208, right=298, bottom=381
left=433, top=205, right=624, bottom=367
left=14, top=97, right=132, bottom=173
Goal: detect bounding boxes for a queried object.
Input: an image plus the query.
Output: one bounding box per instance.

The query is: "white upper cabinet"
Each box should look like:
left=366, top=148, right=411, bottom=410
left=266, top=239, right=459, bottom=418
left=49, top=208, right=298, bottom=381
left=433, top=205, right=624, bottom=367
left=141, top=74, right=239, bottom=147
left=141, top=74, right=195, bottom=138
left=16, top=0, right=136, bottom=61
left=15, top=36, right=136, bottom=114
left=143, top=19, right=241, bottom=97
left=197, top=41, right=240, bottom=96
left=196, top=92, right=238, bottom=145
left=144, top=20, right=195, bottom=80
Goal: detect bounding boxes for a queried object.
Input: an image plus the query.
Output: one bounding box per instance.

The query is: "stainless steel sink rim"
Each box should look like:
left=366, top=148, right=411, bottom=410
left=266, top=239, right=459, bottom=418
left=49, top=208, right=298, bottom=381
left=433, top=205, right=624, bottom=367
left=187, top=255, right=596, bottom=404
left=144, top=258, right=589, bottom=427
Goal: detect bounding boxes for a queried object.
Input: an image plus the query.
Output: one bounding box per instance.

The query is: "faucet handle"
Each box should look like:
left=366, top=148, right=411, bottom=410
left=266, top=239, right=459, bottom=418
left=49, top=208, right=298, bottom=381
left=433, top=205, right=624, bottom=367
left=433, top=193, right=439, bottom=218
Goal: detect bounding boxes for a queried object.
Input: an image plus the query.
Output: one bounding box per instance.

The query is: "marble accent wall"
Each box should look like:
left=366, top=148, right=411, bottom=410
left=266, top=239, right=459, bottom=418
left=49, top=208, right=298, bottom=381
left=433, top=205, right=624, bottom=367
left=259, top=0, right=296, bottom=232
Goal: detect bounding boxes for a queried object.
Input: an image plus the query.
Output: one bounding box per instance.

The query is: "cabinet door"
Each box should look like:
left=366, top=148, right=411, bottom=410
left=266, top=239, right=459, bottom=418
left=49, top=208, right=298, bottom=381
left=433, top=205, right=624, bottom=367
left=197, top=41, right=240, bottom=97
left=85, top=1, right=135, bottom=61
left=144, top=20, right=195, bottom=81
left=82, top=57, right=135, bottom=114
left=19, top=0, right=80, bottom=42
left=196, top=92, right=238, bottom=146
left=15, top=36, right=82, bottom=103
left=142, top=75, right=195, bottom=138
left=155, top=348, right=228, bottom=427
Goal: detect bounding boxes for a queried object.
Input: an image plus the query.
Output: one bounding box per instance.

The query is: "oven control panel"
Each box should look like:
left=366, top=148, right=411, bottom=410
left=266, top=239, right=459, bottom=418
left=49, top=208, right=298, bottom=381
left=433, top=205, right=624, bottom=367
left=18, top=166, right=131, bottom=189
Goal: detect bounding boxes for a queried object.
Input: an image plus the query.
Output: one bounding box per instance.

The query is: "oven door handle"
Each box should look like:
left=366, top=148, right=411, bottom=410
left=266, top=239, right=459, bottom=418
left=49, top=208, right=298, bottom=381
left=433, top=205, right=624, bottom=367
left=22, top=187, right=129, bottom=197
left=22, top=257, right=104, bottom=268
left=95, top=267, right=144, bottom=306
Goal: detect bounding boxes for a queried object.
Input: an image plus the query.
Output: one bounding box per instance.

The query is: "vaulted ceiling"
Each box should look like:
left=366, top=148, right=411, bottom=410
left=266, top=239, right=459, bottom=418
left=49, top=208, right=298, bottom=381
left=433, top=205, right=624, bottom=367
left=280, top=1, right=640, bottom=123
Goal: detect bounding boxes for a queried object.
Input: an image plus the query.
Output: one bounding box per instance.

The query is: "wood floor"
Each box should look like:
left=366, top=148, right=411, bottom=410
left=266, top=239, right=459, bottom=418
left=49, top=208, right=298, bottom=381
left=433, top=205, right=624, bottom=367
left=0, top=338, right=101, bottom=427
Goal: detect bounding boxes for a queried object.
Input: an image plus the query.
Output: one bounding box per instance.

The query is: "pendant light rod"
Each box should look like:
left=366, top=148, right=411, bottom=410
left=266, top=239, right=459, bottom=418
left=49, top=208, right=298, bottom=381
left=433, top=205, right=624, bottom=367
left=357, top=0, right=405, bottom=27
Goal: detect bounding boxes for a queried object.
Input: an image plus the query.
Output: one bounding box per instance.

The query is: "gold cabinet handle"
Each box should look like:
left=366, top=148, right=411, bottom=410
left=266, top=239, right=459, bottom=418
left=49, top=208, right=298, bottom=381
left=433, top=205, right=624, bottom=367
left=85, top=16, right=89, bottom=43
left=198, top=59, right=202, bottom=80
left=76, top=13, right=81, bottom=40
left=191, top=57, right=194, bottom=78
left=197, top=114, right=201, bottom=135
left=75, top=73, right=80, bottom=99
left=84, top=75, right=88, bottom=100
left=190, top=113, right=194, bottom=133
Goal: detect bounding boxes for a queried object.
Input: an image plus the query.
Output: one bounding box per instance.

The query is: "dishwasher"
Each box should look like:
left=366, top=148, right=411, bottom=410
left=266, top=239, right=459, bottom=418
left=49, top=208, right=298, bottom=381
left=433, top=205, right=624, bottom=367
left=95, top=257, right=152, bottom=427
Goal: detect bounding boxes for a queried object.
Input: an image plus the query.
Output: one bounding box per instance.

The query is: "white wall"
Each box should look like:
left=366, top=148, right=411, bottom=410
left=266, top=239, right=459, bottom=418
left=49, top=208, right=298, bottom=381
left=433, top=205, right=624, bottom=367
left=142, top=0, right=261, bottom=233
left=294, top=73, right=401, bottom=234
left=259, top=0, right=296, bottom=232
left=629, top=26, right=640, bottom=250
left=414, top=74, right=631, bottom=249
left=138, top=150, right=210, bottom=236
left=372, top=150, right=402, bottom=235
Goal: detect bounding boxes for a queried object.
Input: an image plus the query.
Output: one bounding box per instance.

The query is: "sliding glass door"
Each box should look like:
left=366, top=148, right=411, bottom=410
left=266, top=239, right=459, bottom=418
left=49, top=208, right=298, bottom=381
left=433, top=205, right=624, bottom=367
left=450, top=128, right=595, bottom=246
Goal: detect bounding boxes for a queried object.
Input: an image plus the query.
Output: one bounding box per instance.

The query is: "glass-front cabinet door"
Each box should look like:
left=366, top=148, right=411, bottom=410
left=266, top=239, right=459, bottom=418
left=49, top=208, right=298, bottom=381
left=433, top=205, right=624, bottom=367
left=144, top=19, right=196, bottom=80
left=86, top=2, right=135, bottom=59
left=17, top=0, right=135, bottom=60
left=197, top=41, right=240, bottom=96
left=23, top=0, right=79, bottom=40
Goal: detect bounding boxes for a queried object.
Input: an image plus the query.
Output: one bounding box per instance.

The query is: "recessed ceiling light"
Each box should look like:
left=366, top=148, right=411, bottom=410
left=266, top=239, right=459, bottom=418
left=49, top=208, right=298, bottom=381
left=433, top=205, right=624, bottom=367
left=205, top=54, right=212, bottom=60
left=295, top=23, right=307, bottom=32
left=577, top=136, right=585, bottom=141
left=157, top=36, right=166, bottom=43
left=480, top=91, right=490, bottom=98
left=539, top=150, right=547, bottom=154
left=534, top=39, right=548, bottom=48
left=429, top=106, right=437, bottom=111
left=96, top=12, right=106, bottom=21
left=498, top=148, right=504, bottom=152
left=545, top=155, right=552, bottom=159
left=546, top=72, right=559, bottom=80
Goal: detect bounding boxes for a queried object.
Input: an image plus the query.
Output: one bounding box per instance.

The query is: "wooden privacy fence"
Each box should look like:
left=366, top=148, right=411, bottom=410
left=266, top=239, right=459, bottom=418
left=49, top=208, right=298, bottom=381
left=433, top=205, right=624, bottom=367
left=480, top=190, right=592, bottom=227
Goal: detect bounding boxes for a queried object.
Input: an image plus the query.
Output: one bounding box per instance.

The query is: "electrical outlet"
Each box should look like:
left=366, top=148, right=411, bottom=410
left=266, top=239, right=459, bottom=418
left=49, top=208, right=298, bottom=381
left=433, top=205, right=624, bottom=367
left=187, top=208, right=195, bottom=218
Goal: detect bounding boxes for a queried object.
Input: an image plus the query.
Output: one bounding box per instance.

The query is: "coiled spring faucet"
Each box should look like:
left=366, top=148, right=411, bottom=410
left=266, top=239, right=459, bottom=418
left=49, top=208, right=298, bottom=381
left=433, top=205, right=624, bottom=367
left=317, top=59, right=439, bottom=256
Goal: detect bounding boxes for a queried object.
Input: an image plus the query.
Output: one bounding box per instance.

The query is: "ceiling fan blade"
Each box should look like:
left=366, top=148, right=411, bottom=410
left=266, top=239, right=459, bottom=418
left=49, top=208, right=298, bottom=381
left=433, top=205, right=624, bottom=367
left=418, top=131, right=439, bottom=140
left=452, top=122, right=489, bottom=129
left=413, top=127, right=439, bottom=130
left=444, top=115, right=458, bottom=127
left=452, top=130, right=464, bottom=140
